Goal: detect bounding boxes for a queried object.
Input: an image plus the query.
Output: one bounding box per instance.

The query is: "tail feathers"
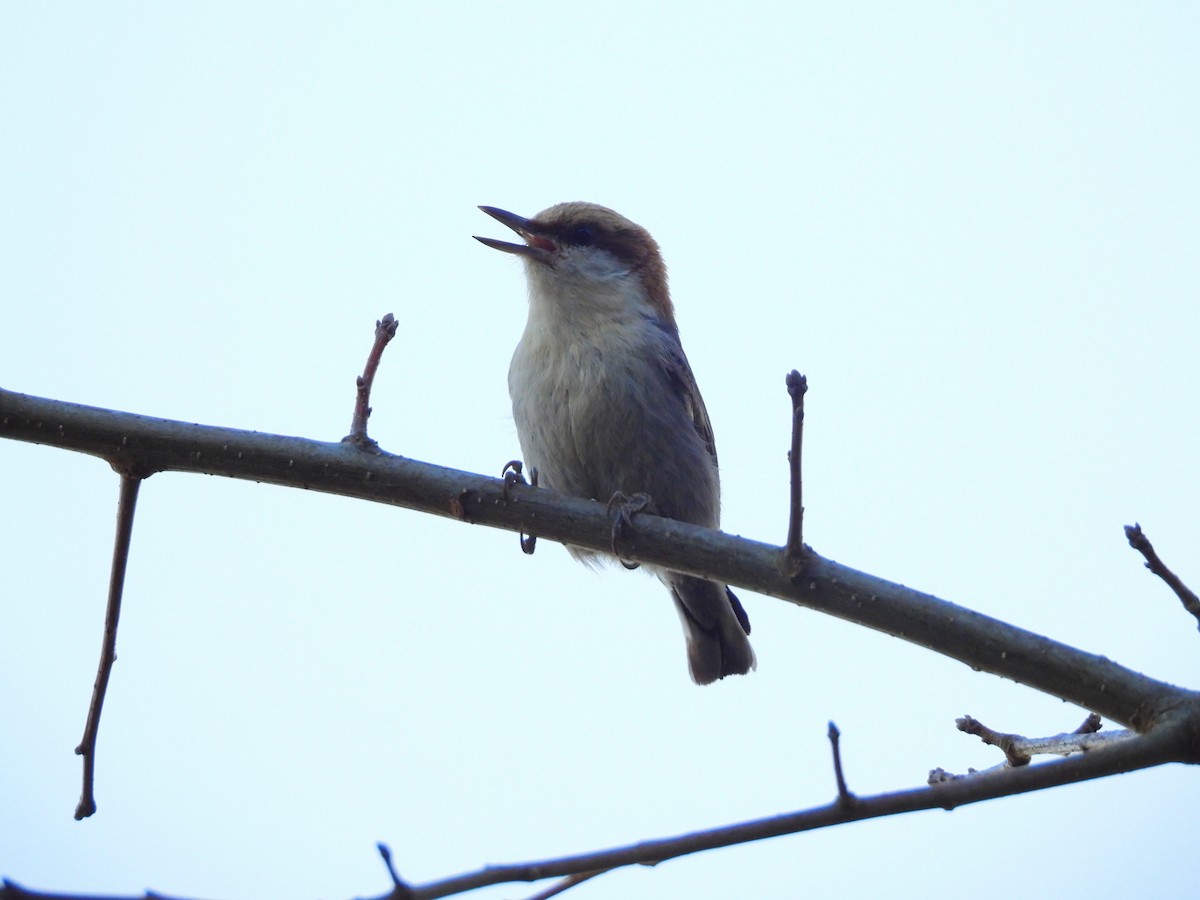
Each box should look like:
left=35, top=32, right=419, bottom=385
left=668, top=575, right=756, bottom=685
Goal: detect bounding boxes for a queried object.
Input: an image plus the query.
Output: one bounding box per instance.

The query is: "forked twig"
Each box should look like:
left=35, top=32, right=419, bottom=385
left=934, top=713, right=1129, bottom=779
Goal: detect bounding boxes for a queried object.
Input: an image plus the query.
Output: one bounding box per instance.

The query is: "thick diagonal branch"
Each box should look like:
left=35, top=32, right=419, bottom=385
left=2, top=387, right=1196, bottom=730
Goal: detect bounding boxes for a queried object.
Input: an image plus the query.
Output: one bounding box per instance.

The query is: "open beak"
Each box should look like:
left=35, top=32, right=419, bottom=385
left=474, top=206, right=556, bottom=262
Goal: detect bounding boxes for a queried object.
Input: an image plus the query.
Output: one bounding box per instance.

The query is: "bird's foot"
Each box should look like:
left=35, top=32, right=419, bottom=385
left=501, top=459, right=538, bottom=494
left=607, top=491, right=655, bottom=569
left=501, top=460, right=539, bottom=555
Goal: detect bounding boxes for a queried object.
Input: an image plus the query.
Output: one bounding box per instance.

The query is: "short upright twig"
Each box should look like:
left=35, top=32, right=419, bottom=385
left=783, top=370, right=808, bottom=572
left=377, top=842, right=416, bottom=899
left=1125, top=523, right=1200, bottom=632
left=827, top=721, right=854, bottom=805
left=75, top=471, right=144, bottom=819
left=344, top=313, right=399, bottom=450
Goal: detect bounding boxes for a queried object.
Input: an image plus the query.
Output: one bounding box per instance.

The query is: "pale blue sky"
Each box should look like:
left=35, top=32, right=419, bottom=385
left=3, top=4, right=1199, bottom=898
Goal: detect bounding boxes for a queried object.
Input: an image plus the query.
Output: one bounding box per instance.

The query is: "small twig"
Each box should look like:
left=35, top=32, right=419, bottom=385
left=377, top=843, right=416, bottom=899
left=827, top=721, right=854, bottom=805
left=952, top=713, right=1129, bottom=773
left=75, top=471, right=144, bottom=819
left=783, top=370, right=808, bottom=573
left=521, top=870, right=605, bottom=900
left=1124, top=523, right=1200, bottom=632
left=956, top=715, right=1031, bottom=766
left=344, top=313, right=399, bottom=450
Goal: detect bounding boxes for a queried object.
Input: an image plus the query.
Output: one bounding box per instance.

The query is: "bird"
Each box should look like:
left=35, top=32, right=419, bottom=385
left=475, top=201, right=755, bottom=684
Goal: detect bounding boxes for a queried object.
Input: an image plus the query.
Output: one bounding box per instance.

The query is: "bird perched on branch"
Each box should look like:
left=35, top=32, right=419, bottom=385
left=476, top=201, right=755, bottom=684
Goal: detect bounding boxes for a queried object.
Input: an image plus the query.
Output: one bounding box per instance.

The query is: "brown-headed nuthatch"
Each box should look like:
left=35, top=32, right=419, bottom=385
left=476, top=202, right=755, bottom=685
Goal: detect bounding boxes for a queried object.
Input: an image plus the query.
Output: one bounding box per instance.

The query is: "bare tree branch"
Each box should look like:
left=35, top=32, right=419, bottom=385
left=4, top=378, right=1200, bottom=897
left=1, top=386, right=1196, bottom=732
left=4, top=386, right=1194, bottom=732
left=4, top=719, right=1189, bottom=900
left=379, top=718, right=1189, bottom=900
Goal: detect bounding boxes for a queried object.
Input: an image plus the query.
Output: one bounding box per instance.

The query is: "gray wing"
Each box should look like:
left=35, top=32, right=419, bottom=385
left=657, top=338, right=718, bottom=469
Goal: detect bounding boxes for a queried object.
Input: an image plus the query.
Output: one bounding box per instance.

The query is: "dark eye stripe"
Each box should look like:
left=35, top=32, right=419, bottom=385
left=568, top=225, right=595, bottom=246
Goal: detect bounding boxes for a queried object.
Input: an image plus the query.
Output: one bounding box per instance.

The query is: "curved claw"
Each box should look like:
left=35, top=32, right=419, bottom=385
left=607, top=491, right=653, bottom=568
left=501, top=460, right=526, bottom=497
left=502, top=460, right=539, bottom=554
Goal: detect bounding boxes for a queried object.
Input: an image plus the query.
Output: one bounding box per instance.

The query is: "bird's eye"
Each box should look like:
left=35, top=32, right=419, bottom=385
left=569, top=225, right=595, bottom=246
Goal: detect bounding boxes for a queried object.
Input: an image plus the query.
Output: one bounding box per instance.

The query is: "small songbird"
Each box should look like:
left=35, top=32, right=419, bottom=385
left=476, top=202, right=755, bottom=684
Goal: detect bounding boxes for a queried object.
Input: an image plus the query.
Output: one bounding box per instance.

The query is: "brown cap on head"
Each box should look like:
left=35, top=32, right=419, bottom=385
left=476, top=202, right=673, bottom=322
